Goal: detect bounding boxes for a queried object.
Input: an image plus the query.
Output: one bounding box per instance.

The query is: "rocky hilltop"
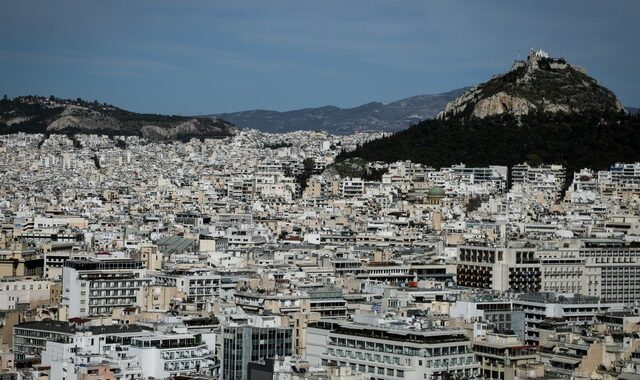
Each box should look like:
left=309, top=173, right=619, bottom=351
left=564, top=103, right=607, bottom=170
left=439, top=49, right=624, bottom=120
left=338, top=50, right=640, bottom=178
left=214, top=88, right=466, bottom=134
left=0, top=96, right=236, bottom=140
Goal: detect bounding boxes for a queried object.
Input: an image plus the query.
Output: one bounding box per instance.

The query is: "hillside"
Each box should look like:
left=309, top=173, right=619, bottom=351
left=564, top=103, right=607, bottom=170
left=440, top=49, right=624, bottom=120
left=338, top=50, right=639, bottom=178
left=214, top=88, right=466, bottom=134
left=340, top=112, right=640, bottom=175
left=0, top=96, right=236, bottom=140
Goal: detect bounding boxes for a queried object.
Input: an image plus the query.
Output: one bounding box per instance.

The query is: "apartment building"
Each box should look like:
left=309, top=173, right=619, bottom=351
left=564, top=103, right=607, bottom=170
left=13, top=320, right=148, bottom=364
left=128, top=332, right=214, bottom=378
left=450, top=297, right=518, bottom=336
left=539, top=239, right=640, bottom=305
left=0, top=277, right=53, bottom=310
left=0, top=248, right=42, bottom=278
left=450, top=164, right=508, bottom=193
left=513, top=293, right=623, bottom=345
left=341, top=179, right=366, bottom=198
left=41, top=241, right=81, bottom=279
left=307, top=287, right=348, bottom=318
left=221, top=325, right=293, bottom=380
left=155, top=269, right=221, bottom=310
left=62, top=257, right=150, bottom=317
left=234, top=290, right=316, bottom=355
left=511, top=163, right=566, bottom=193
left=457, top=245, right=541, bottom=292
left=472, top=331, right=538, bottom=380
left=307, top=319, right=479, bottom=380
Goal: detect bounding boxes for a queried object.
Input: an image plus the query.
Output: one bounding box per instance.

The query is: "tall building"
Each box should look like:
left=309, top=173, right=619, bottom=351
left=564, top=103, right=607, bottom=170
left=457, top=245, right=541, bottom=292
left=221, top=325, right=293, bottom=380
left=62, top=257, right=150, bottom=317
left=539, top=239, right=640, bottom=305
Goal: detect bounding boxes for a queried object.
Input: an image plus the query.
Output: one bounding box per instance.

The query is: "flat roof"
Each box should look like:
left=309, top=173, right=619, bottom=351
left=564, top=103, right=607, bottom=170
left=15, top=320, right=151, bottom=335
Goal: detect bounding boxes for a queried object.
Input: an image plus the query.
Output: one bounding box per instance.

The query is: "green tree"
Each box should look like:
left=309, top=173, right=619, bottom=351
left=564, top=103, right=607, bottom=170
left=303, top=158, right=315, bottom=173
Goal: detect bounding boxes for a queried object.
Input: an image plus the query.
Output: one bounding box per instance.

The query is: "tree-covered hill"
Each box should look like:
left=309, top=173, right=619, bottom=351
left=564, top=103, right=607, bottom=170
left=338, top=111, right=640, bottom=177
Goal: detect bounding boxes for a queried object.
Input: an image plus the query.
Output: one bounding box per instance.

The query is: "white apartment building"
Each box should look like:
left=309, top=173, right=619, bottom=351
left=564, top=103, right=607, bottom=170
left=62, top=257, right=150, bottom=317
left=539, top=239, right=640, bottom=305
left=128, top=333, right=214, bottom=379
left=449, top=164, right=508, bottom=192
left=154, top=268, right=222, bottom=310
left=307, top=319, right=479, bottom=380
left=341, top=179, right=366, bottom=198
left=0, top=277, right=53, bottom=310
left=511, top=163, right=566, bottom=193
left=513, top=293, right=624, bottom=345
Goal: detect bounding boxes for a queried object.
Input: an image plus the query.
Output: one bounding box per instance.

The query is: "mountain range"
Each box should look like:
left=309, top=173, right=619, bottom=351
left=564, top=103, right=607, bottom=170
left=213, top=88, right=467, bottom=134
left=1, top=57, right=638, bottom=140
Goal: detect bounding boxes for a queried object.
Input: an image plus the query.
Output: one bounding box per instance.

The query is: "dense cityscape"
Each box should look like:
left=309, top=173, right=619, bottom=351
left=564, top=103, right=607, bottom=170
left=0, top=128, right=639, bottom=379
left=2, top=1, right=640, bottom=380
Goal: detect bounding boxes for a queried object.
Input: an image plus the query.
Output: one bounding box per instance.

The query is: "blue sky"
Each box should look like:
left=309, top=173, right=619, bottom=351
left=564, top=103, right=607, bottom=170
left=1, top=0, right=638, bottom=114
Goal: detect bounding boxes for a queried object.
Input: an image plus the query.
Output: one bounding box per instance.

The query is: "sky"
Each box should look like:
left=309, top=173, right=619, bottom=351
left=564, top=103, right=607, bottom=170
left=1, top=0, right=639, bottom=115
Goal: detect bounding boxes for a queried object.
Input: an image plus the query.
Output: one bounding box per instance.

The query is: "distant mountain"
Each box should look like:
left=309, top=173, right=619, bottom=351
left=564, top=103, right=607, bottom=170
left=338, top=49, right=640, bottom=179
left=213, top=88, right=467, bottom=134
left=0, top=96, right=235, bottom=141
left=627, top=107, right=639, bottom=115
